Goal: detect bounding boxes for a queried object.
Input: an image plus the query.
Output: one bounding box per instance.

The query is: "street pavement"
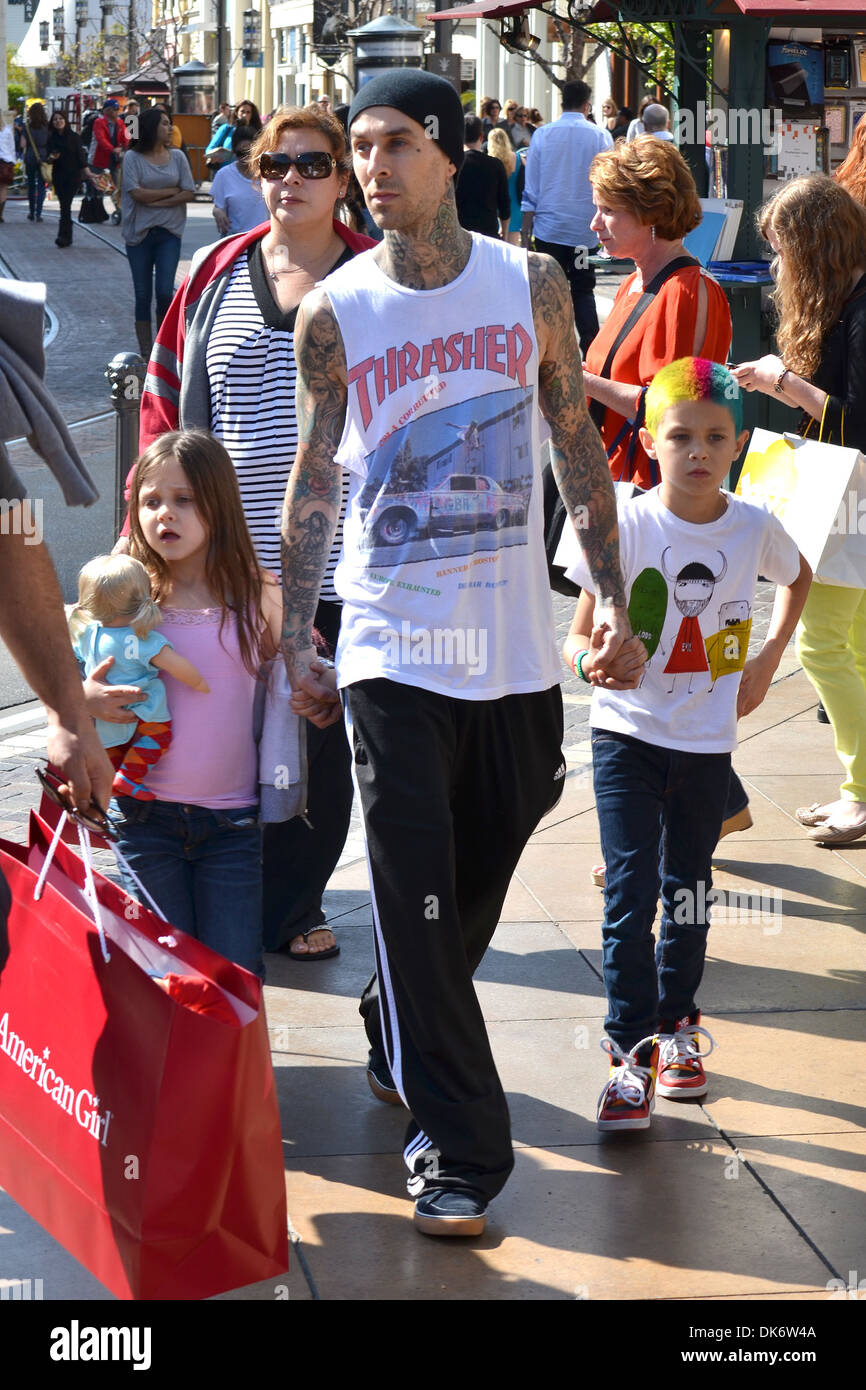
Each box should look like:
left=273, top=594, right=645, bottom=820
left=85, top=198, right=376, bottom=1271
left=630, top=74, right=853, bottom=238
left=0, top=194, right=863, bottom=1311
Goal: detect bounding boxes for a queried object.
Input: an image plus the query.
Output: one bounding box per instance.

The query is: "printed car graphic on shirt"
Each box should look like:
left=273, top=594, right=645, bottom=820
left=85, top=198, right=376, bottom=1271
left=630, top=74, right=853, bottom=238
left=360, top=473, right=527, bottom=549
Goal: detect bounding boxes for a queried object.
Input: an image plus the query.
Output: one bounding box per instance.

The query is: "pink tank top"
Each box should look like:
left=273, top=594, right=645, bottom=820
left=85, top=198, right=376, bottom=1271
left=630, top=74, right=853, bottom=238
left=143, top=606, right=258, bottom=809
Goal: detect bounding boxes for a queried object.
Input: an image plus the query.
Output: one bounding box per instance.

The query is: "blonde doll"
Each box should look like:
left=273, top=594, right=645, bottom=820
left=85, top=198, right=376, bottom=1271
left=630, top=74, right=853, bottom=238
left=70, top=554, right=208, bottom=800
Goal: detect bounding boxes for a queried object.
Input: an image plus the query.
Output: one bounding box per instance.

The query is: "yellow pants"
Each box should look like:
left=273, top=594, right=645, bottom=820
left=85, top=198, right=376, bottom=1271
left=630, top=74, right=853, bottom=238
left=796, top=580, right=866, bottom=802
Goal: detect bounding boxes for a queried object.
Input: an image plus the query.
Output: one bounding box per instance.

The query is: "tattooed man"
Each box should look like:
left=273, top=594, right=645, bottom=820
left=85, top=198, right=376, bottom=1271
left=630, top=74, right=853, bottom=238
left=281, top=70, right=632, bottom=1237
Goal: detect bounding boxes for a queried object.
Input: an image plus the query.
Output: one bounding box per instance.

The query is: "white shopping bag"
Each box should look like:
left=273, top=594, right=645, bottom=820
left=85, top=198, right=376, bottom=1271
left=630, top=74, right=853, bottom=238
left=736, top=428, right=866, bottom=588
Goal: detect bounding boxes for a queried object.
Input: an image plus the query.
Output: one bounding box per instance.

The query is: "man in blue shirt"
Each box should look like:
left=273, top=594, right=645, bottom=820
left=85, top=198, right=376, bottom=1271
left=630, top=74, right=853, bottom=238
left=520, top=79, right=612, bottom=355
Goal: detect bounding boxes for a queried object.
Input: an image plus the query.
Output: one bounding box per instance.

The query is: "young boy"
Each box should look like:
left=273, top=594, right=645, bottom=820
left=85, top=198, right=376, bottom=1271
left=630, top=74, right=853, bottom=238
left=563, top=358, right=811, bottom=1130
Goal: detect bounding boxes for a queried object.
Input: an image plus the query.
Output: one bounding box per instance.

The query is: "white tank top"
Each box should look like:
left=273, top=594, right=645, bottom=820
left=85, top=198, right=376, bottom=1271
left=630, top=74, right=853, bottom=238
left=323, top=234, right=561, bottom=700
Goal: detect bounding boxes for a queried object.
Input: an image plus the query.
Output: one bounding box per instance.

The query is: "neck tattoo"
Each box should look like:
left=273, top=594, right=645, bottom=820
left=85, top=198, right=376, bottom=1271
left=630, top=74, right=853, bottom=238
left=377, top=195, right=473, bottom=291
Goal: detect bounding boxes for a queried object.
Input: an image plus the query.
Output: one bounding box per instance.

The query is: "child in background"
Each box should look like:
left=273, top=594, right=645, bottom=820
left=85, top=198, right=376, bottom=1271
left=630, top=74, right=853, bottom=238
left=109, top=429, right=282, bottom=979
left=70, top=554, right=209, bottom=800
left=563, top=359, right=811, bottom=1130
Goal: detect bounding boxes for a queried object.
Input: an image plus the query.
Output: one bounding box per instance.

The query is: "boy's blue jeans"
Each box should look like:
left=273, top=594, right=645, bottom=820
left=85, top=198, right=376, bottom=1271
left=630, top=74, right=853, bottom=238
left=592, top=729, right=731, bottom=1051
left=110, top=796, right=264, bottom=980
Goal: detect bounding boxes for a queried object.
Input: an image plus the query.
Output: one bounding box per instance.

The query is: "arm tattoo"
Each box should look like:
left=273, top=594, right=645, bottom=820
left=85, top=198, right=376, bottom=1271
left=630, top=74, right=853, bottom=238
left=281, top=289, right=346, bottom=668
left=529, top=252, right=626, bottom=608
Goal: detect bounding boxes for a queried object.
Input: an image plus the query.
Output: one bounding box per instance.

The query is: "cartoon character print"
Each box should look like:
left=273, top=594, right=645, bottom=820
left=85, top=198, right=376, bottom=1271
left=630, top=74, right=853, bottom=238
left=660, top=547, right=728, bottom=695
left=704, top=599, right=753, bottom=688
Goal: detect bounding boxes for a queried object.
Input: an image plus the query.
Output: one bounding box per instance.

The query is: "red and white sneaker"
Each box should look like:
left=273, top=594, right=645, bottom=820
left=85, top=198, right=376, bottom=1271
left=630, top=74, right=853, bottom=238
left=596, top=1036, right=659, bottom=1131
left=656, top=1012, right=716, bottom=1100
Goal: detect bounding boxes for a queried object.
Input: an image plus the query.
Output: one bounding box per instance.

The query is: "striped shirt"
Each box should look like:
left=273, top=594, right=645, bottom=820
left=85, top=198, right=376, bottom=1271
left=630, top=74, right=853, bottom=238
left=206, top=240, right=352, bottom=598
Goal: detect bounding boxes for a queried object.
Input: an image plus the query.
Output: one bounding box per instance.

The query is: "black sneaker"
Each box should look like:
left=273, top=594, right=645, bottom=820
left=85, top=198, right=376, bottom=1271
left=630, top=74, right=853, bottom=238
left=817, top=702, right=830, bottom=725
left=366, top=1048, right=404, bottom=1106
left=413, top=1188, right=487, bottom=1237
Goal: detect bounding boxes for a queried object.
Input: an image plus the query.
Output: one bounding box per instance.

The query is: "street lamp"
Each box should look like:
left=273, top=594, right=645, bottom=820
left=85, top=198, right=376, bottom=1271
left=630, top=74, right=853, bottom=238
left=76, top=0, right=89, bottom=24
left=40, top=21, right=50, bottom=50
left=242, top=8, right=263, bottom=67
left=53, top=8, right=65, bottom=42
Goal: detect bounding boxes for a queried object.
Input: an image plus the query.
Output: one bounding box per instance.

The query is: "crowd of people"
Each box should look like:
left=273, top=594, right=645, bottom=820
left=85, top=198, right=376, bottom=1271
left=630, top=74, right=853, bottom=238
left=1, top=67, right=864, bottom=1248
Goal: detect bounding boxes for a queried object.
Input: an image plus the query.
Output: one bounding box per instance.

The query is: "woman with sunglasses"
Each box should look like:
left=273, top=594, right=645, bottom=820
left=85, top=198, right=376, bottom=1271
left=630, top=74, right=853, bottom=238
left=116, top=105, right=374, bottom=962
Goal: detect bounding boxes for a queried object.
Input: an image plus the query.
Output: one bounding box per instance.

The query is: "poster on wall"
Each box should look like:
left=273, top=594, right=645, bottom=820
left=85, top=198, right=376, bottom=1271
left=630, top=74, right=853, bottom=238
left=825, top=103, right=847, bottom=145
left=774, top=120, right=818, bottom=178
left=766, top=42, right=824, bottom=115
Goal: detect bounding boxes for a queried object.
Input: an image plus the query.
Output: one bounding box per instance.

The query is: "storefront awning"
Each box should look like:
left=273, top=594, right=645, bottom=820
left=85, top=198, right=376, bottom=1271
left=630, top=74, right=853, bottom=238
left=733, top=0, right=866, bottom=11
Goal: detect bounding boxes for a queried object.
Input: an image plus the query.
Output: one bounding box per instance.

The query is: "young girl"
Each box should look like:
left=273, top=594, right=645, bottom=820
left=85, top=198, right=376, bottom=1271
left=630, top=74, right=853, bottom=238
left=71, top=554, right=209, bottom=801
left=101, top=429, right=282, bottom=979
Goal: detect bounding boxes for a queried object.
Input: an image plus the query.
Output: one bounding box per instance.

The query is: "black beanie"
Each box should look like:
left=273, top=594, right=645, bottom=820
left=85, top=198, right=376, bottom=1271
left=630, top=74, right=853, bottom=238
left=348, top=69, right=465, bottom=176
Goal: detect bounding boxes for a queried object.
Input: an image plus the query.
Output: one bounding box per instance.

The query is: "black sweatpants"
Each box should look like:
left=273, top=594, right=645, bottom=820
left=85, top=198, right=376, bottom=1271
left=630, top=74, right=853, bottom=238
left=346, top=677, right=565, bottom=1204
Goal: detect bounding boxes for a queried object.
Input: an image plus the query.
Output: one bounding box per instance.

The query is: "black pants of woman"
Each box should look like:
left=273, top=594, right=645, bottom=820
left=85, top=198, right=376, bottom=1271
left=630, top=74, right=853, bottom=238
left=53, top=175, right=79, bottom=245
left=24, top=153, right=46, bottom=220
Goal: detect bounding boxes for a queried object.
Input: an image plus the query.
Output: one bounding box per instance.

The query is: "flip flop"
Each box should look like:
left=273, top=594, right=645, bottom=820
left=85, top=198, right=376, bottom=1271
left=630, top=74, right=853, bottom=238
left=808, top=820, right=866, bottom=845
left=795, top=803, right=831, bottom=828
left=283, top=928, right=340, bottom=961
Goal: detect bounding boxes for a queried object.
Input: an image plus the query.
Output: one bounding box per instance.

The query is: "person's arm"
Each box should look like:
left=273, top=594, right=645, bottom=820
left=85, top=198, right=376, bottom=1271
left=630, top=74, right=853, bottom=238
left=150, top=647, right=209, bottom=691
left=281, top=288, right=346, bottom=696
left=0, top=532, right=113, bottom=811
left=496, top=161, right=510, bottom=227
left=563, top=589, right=646, bottom=689
left=211, top=168, right=230, bottom=233
left=529, top=251, right=631, bottom=665
left=520, top=138, right=538, bottom=248
left=737, top=553, right=812, bottom=717
left=582, top=374, right=644, bottom=416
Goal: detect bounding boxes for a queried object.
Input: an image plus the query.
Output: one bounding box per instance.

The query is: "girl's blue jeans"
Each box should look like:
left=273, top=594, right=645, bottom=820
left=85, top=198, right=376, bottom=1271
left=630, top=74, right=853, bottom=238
left=110, top=795, right=264, bottom=980
left=591, top=729, right=732, bottom=1051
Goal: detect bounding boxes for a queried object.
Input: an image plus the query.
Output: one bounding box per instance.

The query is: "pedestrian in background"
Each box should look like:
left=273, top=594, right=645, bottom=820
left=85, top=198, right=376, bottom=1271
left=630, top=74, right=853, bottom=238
left=90, top=98, right=129, bottom=223
left=456, top=114, right=510, bottom=239
left=0, top=112, right=15, bottom=224
left=23, top=101, right=50, bottom=222
left=487, top=127, right=525, bottom=245
left=480, top=96, right=509, bottom=143
left=733, top=175, right=866, bottom=847
left=521, top=78, right=612, bottom=355
left=121, top=106, right=195, bottom=356
left=211, top=125, right=267, bottom=235
left=835, top=116, right=866, bottom=205
left=47, top=110, right=90, bottom=248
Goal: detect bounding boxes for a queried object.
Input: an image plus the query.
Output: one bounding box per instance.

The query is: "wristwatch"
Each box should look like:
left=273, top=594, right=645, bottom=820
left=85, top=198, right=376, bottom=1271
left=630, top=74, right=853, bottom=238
left=774, top=367, right=790, bottom=394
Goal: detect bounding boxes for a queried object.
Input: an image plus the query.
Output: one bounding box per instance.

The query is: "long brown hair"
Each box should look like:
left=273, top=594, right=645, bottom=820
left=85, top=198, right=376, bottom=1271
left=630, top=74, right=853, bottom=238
left=835, top=117, right=866, bottom=207
left=759, top=175, right=866, bottom=379
left=127, top=430, right=268, bottom=676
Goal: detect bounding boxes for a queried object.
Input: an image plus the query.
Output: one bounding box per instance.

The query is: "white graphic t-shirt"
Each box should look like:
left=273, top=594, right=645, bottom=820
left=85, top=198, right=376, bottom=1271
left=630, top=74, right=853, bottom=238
left=322, top=234, right=561, bottom=700
left=565, top=489, right=801, bottom=752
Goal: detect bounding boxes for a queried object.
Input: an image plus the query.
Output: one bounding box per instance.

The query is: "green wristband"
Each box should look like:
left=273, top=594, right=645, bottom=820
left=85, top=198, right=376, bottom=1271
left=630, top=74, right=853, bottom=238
left=573, top=649, right=591, bottom=683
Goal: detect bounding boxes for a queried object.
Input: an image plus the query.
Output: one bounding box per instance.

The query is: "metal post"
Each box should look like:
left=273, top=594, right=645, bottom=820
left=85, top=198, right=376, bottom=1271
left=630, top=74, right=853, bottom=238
left=434, top=0, right=452, bottom=57
left=105, top=352, right=147, bottom=538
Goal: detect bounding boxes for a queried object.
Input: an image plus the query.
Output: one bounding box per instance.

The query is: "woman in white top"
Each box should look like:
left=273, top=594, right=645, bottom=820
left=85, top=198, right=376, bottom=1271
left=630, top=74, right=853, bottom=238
left=0, top=112, right=16, bottom=223
left=121, top=106, right=196, bottom=357
left=211, top=125, right=267, bottom=236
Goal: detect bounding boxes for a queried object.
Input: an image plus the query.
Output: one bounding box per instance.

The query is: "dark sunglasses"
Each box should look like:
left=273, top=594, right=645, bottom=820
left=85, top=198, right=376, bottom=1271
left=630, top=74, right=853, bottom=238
left=36, top=763, right=117, bottom=840
left=259, top=151, right=336, bottom=181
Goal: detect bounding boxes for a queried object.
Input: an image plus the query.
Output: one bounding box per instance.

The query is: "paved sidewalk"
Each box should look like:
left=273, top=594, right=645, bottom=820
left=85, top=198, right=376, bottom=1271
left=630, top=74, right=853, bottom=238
left=1, top=638, right=864, bottom=1302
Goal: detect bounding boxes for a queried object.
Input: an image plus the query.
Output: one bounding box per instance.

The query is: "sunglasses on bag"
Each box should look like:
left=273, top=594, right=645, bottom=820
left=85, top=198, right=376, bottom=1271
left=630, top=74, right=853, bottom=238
left=258, top=151, right=336, bottom=181
left=36, top=763, right=117, bottom=840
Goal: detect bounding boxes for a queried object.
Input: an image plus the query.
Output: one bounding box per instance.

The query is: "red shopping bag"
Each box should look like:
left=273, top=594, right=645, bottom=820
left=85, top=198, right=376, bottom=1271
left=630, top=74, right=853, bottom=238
left=0, top=812, right=288, bottom=1300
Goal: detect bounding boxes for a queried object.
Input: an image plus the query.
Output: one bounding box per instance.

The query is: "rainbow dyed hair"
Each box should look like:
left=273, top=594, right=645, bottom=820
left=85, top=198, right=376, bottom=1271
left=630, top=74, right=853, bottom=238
left=644, top=358, right=743, bottom=437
